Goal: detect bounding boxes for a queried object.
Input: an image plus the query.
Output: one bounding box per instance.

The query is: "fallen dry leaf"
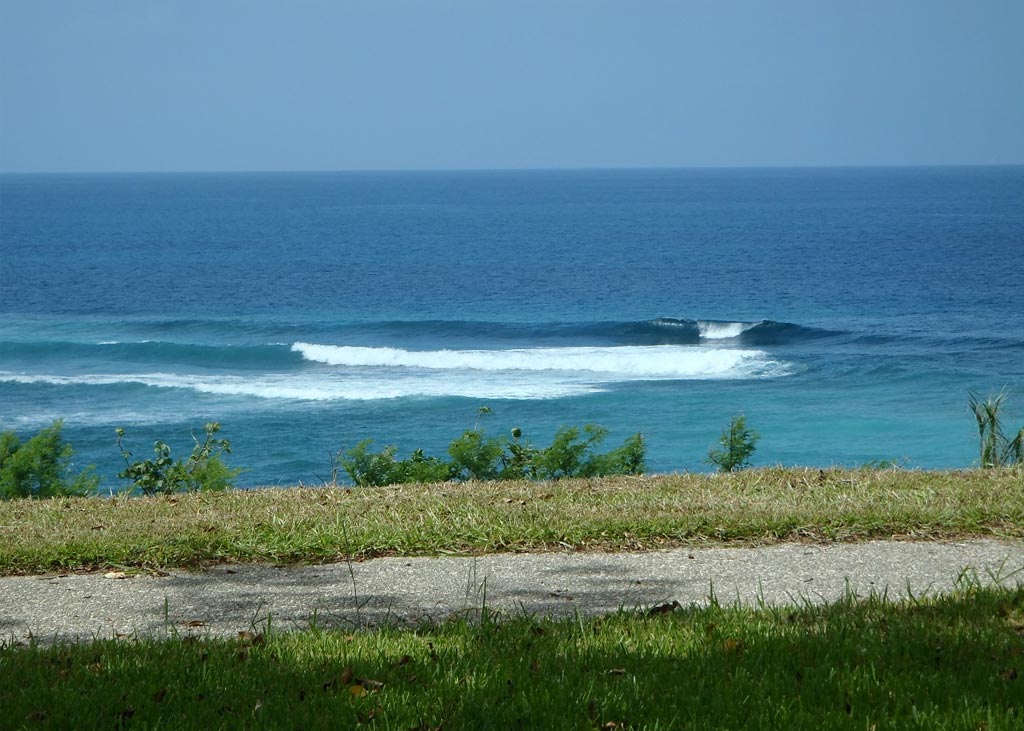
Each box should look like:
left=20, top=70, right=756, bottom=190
left=723, top=638, right=744, bottom=653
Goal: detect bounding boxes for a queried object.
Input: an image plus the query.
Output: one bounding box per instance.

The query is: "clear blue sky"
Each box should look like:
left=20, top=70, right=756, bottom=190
left=1, top=0, right=1022, bottom=173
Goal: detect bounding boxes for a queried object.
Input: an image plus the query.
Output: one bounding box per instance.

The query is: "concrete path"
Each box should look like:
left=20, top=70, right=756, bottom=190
left=3, top=538, right=1023, bottom=644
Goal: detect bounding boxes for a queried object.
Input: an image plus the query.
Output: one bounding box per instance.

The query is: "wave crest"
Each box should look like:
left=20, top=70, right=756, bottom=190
left=291, top=342, right=787, bottom=379
left=1, top=342, right=793, bottom=402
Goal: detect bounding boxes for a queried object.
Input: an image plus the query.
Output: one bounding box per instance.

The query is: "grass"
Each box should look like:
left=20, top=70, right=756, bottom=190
left=3, top=469, right=1023, bottom=728
left=3, top=581, right=1023, bottom=730
left=1, top=468, right=1022, bottom=575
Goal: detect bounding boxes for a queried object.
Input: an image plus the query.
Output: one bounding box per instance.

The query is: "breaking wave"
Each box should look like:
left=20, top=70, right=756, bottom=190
left=292, top=342, right=787, bottom=379
left=0, top=343, right=793, bottom=402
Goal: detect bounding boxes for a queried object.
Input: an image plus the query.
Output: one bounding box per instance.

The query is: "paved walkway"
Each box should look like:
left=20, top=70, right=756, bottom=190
left=3, top=539, right=1023, bottom=644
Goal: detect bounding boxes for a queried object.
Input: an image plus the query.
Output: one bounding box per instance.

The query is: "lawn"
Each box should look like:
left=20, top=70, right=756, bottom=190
left=3, top=581, right=1023, bottom=730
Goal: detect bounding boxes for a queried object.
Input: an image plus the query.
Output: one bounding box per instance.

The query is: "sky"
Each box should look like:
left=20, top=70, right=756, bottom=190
left=1, top=0, right=1022, bottom=173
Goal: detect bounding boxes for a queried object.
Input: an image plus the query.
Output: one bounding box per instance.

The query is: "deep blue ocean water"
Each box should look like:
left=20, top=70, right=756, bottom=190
left=1, top=167, right=1022, bottom=487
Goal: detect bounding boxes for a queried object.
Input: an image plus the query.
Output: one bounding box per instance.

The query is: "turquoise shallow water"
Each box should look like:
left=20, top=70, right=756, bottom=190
left=1, top=167, right=1022, bottom=486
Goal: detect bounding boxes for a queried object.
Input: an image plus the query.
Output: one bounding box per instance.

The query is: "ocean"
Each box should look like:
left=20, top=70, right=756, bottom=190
left=1, top=167, right=1022, bottom=488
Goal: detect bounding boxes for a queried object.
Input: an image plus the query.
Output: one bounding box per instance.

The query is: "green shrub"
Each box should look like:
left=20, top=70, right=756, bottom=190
left=116, top=423, right=242, bottom=495
left=707, top=414, right=759, bottom=473
left=338, top=441, right=459, bottom=487
left=533, top=425, right=605, bottom=479
left=969, top=389, right=1024, bottom=468
left=585, top=432, right=647, bottom=477
left=400, top=448, right=459, bottom=484
left=447, top=429, right=505, bottom=481
left=338, top=419, right=646, bottom=487
left=0, top=421, right=98, bottom=499
left=339, top=440, right=396, bottom=487
left=531, top=424, right=646, bottom=480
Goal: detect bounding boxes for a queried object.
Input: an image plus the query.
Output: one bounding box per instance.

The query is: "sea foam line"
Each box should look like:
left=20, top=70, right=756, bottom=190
left=0, top=371, right=601, bottom=401
left=0, top=344, right=792, bottom=402
left=291, top=342, right=784, bottom=378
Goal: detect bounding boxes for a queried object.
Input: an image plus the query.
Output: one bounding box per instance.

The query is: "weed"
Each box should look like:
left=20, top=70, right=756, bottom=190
left=116, top=423, right=242, bottom=495
left=969, top=388, right=1024, bottom=468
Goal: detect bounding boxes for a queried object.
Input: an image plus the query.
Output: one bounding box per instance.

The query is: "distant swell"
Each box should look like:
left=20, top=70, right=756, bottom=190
left=0, top=340, right=302, bottom=370
left=376, top=318, right=836, bottom=346
left=0, top=316, right=836, bottom=351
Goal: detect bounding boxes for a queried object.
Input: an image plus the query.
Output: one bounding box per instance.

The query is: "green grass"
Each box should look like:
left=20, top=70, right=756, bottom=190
left=2, top=468, right=1023, bottom=575
left=3, top=582, right=1024, bottom=730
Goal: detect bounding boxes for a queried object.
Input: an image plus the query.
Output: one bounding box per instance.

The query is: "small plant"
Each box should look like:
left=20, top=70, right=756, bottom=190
left=500, top=427, right=540, bottom=480
left=447, top=429, right=505, bottom=481
left=338, top=440, right=403, bottom=487
left=707, top=414, right=759, bottom=473
left=116, top=423, right=242, bottom=495
left=0, top=421, right=98, bottom=499
left=969, top=388, right=1024, bottom=468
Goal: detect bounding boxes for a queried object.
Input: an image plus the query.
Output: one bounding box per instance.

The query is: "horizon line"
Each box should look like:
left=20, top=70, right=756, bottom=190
left=2, top=162, right=1023, bottom=176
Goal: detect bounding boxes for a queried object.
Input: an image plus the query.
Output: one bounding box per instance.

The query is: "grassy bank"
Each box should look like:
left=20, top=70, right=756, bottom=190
left=3, top=582, right=1023, bottom=730
left=1, top=468, right=1022, bottom=575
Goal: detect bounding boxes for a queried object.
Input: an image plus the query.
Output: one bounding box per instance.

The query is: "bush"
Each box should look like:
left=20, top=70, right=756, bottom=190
left=116, top=423, right=242, bottom=495
left=532, top=425, right=645, bottom=479
left=707, top=414, right=759, bottom=473
left=447, top=429, right=505, bottom=481
left=340, top=440, right=402, bottom=487
left=338, top=420, right=646, bottom=487
left=586, top=432, right=647, bottom=477
left=0, top=421, right=98, bottom=499
left=969, top=389, right=1024, bottom=468
left=401, top=448, right=459, bottom=484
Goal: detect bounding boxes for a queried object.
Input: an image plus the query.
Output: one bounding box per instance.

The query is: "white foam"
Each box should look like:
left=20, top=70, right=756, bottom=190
left=0, top=371, right=600, bottom=401
left=292, top=342, right=780, bottom=378
left=0, top=343, right=792, bottom=403
left=697, top=321, right=758, bottom=340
